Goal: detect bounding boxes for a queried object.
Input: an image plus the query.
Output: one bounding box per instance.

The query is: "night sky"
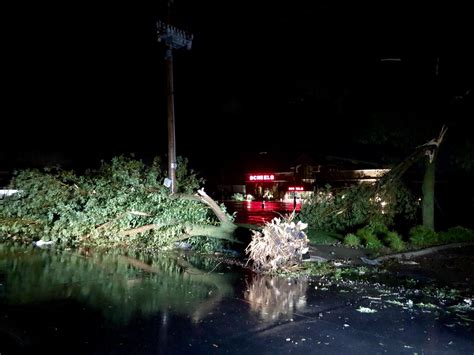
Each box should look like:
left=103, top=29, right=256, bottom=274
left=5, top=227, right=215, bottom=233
left=2, top=1, right=473, bottom=176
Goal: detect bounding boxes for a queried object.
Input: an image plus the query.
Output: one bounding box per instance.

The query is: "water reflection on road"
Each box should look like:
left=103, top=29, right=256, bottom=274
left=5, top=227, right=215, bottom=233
left=0, top=244, right=235, bottom=325
left=245, top=274, right=308, bottom=322
left=0, top=243, right=312, bottom=353
left=224, top=201, right=302, bottom=225
left=1, top=243, right=473, bottom=354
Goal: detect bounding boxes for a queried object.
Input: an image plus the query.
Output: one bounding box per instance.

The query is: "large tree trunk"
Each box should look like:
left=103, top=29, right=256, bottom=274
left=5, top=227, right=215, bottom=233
left=422, top=157, right=436, bottom=230
left=81, top=189, right=244, bottom=245
left=173, top=189, right=242, bottom=244
left=420, top=126, right=447, bottom=231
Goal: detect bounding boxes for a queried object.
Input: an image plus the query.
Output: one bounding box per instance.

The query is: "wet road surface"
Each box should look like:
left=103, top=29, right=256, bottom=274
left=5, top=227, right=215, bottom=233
left=1, top=244, right=473, bottom=354
left=223, top=201, right=302, bottom=225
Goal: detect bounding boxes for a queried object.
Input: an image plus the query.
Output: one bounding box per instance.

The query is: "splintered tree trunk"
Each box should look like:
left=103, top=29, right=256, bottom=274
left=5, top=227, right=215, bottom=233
left=171, top=189, right=241, bottom=243
left=420, top=126, right=447, bottom=231
left=422, top=158, right=436, bottom=230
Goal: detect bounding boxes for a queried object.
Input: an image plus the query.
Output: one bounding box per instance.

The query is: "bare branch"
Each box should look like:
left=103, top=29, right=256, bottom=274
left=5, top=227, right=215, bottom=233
left=196, top=188, right=231, bottom=225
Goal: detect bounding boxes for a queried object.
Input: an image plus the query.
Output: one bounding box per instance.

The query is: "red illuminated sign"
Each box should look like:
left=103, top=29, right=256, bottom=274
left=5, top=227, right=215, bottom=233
left=248, top=174, right=275, bottom=181
left=288, top=186, right=304, bottom=191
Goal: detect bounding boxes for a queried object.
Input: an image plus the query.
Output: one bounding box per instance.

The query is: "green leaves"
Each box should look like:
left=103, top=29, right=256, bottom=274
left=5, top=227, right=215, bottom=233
left=0, top=155, right=217, bottom=251
left=409, top=225, right=439, bottom=247
left=300, top=179, right=418, bottom=233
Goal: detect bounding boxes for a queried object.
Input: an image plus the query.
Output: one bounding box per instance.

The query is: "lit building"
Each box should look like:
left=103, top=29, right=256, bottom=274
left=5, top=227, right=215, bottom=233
left=217, top=152, right=390, bottom=202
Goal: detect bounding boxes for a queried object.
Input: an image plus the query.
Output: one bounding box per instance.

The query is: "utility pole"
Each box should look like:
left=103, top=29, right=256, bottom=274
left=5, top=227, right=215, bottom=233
left=157, top=7, right=193, bottom=193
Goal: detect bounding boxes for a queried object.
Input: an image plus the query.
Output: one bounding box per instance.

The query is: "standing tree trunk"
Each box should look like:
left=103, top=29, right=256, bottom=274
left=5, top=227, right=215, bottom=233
left=420, top=126, right=447, bottom=231
left=422, top=156, right=436, bottom=230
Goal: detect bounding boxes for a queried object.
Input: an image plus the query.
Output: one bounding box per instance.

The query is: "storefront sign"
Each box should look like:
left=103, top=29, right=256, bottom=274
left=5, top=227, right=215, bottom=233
left=248, top=174, right=275, bottom=181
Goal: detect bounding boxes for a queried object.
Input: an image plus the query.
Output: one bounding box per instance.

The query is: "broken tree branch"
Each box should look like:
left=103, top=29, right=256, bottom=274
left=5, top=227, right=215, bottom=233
left=196, top=188, right=230, bottom=225
left=380, top=125, right=448, bottom=183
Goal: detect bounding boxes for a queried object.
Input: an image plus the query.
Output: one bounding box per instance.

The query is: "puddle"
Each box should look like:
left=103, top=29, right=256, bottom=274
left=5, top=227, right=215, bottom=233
left=1, top=243, right=473, bottom=354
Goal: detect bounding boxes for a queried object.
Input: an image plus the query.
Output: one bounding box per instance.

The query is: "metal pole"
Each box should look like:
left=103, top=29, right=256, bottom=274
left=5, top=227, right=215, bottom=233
left=293, top=170, right=297, bottom=210
left=165, top=46, right=177, bottom=194
left=157, top=5, right=192, bottom=195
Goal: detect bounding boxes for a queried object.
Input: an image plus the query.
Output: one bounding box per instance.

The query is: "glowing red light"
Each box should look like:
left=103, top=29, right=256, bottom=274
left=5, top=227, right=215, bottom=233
left=249, top=174, right=275, bottom=181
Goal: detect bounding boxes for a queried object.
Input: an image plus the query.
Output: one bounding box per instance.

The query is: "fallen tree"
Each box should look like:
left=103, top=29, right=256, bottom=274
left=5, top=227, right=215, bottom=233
left=0, top=156, right=242, bottom=251
left=300, top=126, right=448, bottom=234
left=245, top=213, right=310, bottom=272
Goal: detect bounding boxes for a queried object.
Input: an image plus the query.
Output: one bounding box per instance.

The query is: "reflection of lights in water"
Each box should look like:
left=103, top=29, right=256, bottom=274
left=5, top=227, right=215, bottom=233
left=243, top=201, right=301, bottom=211
left=161, top=311, right=168, bottom=326
left=244, top=275, right=308, bottom=321
left=226, top=201, right=302, bottom=224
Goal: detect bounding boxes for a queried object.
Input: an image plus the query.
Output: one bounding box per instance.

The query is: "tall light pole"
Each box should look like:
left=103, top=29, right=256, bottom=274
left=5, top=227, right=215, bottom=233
left=157, top=19, right=193, bottom=193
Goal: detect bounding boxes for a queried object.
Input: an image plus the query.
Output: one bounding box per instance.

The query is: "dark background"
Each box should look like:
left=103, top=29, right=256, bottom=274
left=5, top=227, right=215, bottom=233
left=2, top=1, right=472, bottom=177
